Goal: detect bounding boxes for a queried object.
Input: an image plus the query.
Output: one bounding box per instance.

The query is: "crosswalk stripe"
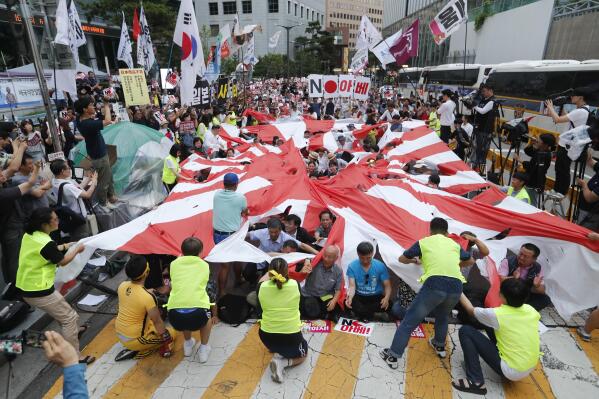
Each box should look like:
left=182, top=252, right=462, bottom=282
left=250, top=331, right=328, bottom=398
left=502, top=364, right=554, bottom=399
left=571, top=328, right=599, bottom=375
left=43, top=318, right=119, bottom=399
left=405, top=323, right=453, bottom=398
left=448, top=325, right=504, bottom=399
left=201, top=324, right=272, bottom=398
left=152, top=323, right=252, bottom=399
left=303, top=327, right=366, bottom=398
left=538, top=328, right=598, bottom=398
left=102, top=330, right=190, bottom=398
left=354, top=323, right=406, bottom=398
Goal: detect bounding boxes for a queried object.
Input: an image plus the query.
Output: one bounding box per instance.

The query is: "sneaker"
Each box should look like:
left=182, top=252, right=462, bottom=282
left=269, top=357, right=286, bottom=383
left=183, top=338, right=196, bottom=357
left=198, top=344, right=211, bottom=363
left=379, top=348, right=398, bottom=370
left=577, top=326, right=592, bottom=342
left=115, top=348, right=138, bottom=362
left=429, top=338, right=446, bottom=358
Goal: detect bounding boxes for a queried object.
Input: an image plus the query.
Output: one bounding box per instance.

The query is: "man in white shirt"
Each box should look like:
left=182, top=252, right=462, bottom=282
left=379, top=103, right=400, bottom=122
left=203, top=123, right=227, bottom=158
left=545, top=87, right=591, bottom=195
left=438, top=90, right=456, bottom=144
left=461, top=115, right=474, bottom=138
left=49, top=159, right=97, bottom=240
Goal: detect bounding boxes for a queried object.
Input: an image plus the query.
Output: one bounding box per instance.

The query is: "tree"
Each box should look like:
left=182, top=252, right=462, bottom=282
left=199, top=25, right=211, bottom=62
left=292, top=21, right=335, bottom=75
left=220, top=57, right=238, bottom=76
left=81, top=0, right=178, bottom=67
left=253, top=54, right=287, bottom=78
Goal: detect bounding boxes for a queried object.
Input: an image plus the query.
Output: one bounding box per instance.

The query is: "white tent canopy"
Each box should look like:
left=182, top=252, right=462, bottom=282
left=7, top=63, right=108, bottom=77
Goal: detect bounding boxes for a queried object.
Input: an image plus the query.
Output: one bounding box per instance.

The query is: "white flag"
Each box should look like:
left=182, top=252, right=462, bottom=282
left=137, top=6, right=155, bottom=73
left=117, top=12, right=134, bottom=69
left=269, top=30, right=282, bottom=49
left=219, top=23, right=231, bottom=45
left=350, top=48, right=369, bottom=73
left=243, top=33, right=258, bottom=65
left=54, top=0, right=86, bottom=65
left=233, top=14, right=241, bottom=36
left=371, top=29, right=403, bottom=69
left=430, top=0, right=467, bottom=45
left=174, top=0, right=205, bottom=105
left=356, top=15, right=382, bottom=50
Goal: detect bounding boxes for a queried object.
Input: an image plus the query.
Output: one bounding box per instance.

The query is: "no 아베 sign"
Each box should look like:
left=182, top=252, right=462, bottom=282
left=323, top=75, right=338, bottom=98
left=334, top=317, right=374, bottom=337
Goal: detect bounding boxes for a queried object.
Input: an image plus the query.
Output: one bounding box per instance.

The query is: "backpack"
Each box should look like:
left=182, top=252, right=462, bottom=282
left=572, top=106, right=597, bottom=129
left=53, top=182, right=86, bottom=233
left=217, top=294, right=252, bottom=325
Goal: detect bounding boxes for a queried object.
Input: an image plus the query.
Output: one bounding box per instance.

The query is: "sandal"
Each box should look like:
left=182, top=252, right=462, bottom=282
left=452, top=378, right=487, bottom=395
left=79, top=355, right=96, bottom=365
left=78, top=324, right=90, bottom=339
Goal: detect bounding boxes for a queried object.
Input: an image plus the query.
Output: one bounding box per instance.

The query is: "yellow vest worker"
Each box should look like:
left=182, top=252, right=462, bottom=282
left=418, top=234, right=467, bottom=283
left=429, top=111, right=441, bottom=135
left=257, top=262, right=308, bottom=383
left=507, top=186, right=531, bottom=204
left=16, top=231, right=55, bottom=293
left=494, top=304, right=541, bottom=372
left=162, top=154, right=180, bottom=185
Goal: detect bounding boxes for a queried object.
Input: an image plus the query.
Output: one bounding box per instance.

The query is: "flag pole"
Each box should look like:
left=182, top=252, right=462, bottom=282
left=380, top=36, right=422, bottom=103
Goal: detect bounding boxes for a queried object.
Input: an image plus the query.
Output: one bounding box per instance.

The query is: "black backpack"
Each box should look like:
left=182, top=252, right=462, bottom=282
left=53, top=182, right=86, bottom=233
left=217, top=294, right=251, bottom=325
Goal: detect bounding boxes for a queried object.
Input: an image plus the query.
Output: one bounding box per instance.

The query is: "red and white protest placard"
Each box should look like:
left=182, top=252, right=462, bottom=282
left=323, top=75, right=339, bottom=98
left=353, top=76, right=371, bottom=100
left=308, top=74, right=323, bottom=98
left=395, top=321, right=426, bottom=338
left=337, top=75, right=354, bottom=97
left=302, top=320, right=332, bottom=333
left=334, top=317, right=374, bottom=337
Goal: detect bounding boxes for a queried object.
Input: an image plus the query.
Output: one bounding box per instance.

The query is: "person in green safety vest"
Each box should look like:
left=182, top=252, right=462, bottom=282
left=166, top=237, right=215, bottom=362
left=162, top=144, right=183, bottom=192
left=380, top=217, right=474, bottom=369
left=452, top=278, right=542, bottom=395
left=15, top=207, right=93, bottom=364
left=257, top=258, right=307, bottom=384
left=426, top=104, right=441, bottom=136
left=500, top=172, right=531, bottom=205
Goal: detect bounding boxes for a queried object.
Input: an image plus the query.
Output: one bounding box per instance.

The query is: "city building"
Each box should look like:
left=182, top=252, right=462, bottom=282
left=196, top=0, right=326, bottom=58
left=325, top=0, right=384, bottom=49
left=0, top=2, right=120, bottom=73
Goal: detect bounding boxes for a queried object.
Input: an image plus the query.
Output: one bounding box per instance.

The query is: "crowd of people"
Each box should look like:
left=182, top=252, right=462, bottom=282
left=1, top=74, right=599, bottom=397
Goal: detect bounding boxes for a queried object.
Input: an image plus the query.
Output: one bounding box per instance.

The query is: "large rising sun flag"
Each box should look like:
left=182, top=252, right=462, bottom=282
left=56, top=119, right=599, bottom=320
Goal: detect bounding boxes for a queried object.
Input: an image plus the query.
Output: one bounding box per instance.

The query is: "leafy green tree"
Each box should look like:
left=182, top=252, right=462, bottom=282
left=80, top=0, right=178, bottom=66
left=291, top=21, right=335, bottom=75
left=253, top=54, right=288, bottom=78
left=220, top=57, right=238, bottom=76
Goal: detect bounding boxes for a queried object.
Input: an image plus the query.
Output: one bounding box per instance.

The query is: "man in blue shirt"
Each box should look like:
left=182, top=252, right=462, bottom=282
left=42, top=330, right=89, bottom=398
left=345, top=241, right=392, bottom=321
left=212, top=172, right=248, bottom=297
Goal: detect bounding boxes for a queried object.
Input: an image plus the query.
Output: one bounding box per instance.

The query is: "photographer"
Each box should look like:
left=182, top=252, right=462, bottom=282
left=545, top=87, right=591, bottom=196
left=450, top=117, right=470, bottom=161
left=518, top=134, right=556, bottom=205
left=471, top=84, right=496, bottom=173
left=575, top=125, right=599, bottom=230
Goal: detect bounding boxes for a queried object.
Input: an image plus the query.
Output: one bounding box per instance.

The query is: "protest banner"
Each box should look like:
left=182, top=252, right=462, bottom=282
left=334, top=317, right=374, bottom=337
left=119, top=68, right=150, bottom=106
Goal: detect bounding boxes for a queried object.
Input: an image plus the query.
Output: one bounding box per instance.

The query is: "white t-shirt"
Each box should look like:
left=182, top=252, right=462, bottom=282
left=438, top=100, right=456, bottom=126
left=567, top=107, right=589, bottom=128
left=51, top=178, right=87, bottom=218
left=473, top=307, right=536, bottom=381
left=462, top=122, right=474, bottom=137
left=380, top=109, right=400, bottom=121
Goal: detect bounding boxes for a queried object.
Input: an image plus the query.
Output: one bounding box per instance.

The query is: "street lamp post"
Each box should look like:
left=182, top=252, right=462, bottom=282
left=276, top=24, right=302, bottom=79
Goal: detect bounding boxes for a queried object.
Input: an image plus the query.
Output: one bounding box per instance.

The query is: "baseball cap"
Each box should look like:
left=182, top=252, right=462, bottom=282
left=223, top=173, right=239, bottom=185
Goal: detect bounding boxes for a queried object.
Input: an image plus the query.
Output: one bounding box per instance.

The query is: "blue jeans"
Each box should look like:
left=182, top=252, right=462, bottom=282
left=459, top=325, right=504, bottom=384
left=389, top=276, right=462, bottom=358
left=213, top=230, right=234, bottom=244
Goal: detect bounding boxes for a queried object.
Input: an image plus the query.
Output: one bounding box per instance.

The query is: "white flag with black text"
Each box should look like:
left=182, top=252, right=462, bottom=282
left=54, top=0, right=86, bottom=65
left=137, top=6, right=155, bottom=72
left=117, top=12, right=134, bottom=69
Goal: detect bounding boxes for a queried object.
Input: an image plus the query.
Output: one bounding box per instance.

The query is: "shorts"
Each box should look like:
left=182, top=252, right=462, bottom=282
left=168, top=308, right=210, bottom=331
left=213, top=230, right=234, bottom=244
left=259, top=329, right=308, bottom=359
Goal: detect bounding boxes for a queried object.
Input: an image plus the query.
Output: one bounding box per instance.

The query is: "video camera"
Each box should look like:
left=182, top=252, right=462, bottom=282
left=461, top=89, right=482, bottom=109
left=547, top=88, right=574, bottom=107
left=501, top=118, right=529, bottom=144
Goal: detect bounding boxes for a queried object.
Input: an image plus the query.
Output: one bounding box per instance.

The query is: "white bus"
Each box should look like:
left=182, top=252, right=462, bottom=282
left=484, top=60, right=599, bottom=136
left=419, top=63, right=491, bottom=99
left=396, top=67, right=423, bottom=98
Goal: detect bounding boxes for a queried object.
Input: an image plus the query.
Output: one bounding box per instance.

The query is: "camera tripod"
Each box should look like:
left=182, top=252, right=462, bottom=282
left=567, top=144, right=591, bottom=222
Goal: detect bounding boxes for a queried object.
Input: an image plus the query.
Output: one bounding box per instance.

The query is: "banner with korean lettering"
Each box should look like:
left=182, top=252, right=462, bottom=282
left=429, top=0, right=467, bottom=45
left=337, top=75, right=354, bottom=97
left=191, top=78, right=211, bottom=108
left=0, top=73, right=52, bottom=109
left=353, top=76, right=371, bottom=100
left=119, top=68, right=150, bottom=106
left=305, top=75, right=370, bottom=100
left=217, top=77, right=229, bottom=104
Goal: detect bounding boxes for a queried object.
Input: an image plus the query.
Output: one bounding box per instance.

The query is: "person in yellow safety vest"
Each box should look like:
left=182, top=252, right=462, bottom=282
left=501, top=172, right=531, bottom=205
left=224, top=110, right=237, bottom=126
left=162, top=144, right=182, bottom=192
left=15, top=208, right=94, bottom=364
left=166, top=237, right=215, bottom=361
left=452, top=278, right=542, bottom=395
left=380, top=217, right=474, bottom=369
left=115, top=255, right=176, bottom=360
left=427, top=105, right=441, bottom=136
left=258, top=258, right=308, bottom=383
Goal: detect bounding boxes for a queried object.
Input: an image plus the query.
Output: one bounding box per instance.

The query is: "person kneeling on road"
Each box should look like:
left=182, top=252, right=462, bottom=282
left=452, top=279, right=542, bottom=395
left=166, top=237, right=215, bottom=362
left=380, top=217, right=474, bottom=368
left=115, top=255, right=176, bottom=360
left=258, top=258, right=308, bottom=383
left=298, top=245, right=343, bottom=321
left=345, top=241, right=392, bottom=321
